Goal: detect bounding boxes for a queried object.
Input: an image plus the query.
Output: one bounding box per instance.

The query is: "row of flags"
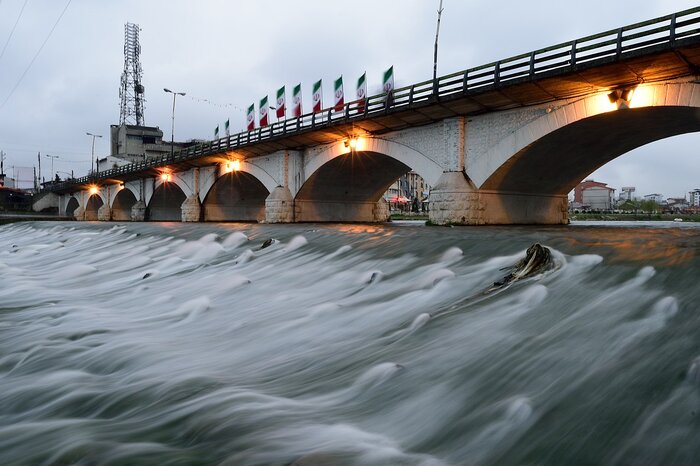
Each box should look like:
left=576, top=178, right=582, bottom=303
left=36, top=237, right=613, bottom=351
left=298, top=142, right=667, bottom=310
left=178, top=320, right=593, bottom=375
left=234, top=66, right=394, bottom=133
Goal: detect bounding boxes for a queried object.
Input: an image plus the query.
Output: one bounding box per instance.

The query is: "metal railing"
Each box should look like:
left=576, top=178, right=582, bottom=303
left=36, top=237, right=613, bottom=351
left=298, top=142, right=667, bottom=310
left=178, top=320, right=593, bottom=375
left=48, top=6, right=700, bottom=192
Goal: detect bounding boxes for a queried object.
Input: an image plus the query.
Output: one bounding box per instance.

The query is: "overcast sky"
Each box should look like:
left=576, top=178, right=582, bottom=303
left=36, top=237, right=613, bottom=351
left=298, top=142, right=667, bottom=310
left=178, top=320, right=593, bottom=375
left=0, top=0, right=698, bottom=197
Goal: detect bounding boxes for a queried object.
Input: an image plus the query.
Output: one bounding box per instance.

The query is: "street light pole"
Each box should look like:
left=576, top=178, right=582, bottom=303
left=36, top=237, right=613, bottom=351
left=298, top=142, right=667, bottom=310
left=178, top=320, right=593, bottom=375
left=45, top=154, right=59, bottom=181
left=164, top=88, right=186, bottom=159
left=86, top=132, right=102, bottom=175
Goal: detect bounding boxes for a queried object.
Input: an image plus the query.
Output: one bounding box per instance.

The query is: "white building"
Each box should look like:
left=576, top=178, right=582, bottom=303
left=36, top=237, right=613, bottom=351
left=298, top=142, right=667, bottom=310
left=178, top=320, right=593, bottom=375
left=582, top=185, right=615, bottom=210
left=689, top=189, right=700, bottom=207
left=643, top=193, right=664, bottom=203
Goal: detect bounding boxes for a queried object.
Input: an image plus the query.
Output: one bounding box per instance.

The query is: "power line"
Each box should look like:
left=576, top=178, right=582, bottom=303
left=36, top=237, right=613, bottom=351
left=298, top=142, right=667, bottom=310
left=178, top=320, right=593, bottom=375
left=0, top=0, right=72, bottom=110
left=0, top=0, right=29, bottom=63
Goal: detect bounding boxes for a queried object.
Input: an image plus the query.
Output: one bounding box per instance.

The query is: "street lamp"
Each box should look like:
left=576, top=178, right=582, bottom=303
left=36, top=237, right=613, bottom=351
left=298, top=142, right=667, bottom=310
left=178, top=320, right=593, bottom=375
left=86, top=132, right=102, bottom=174
left=164, top=88, right=186, bottom=158
left=45, top=154, right=59, bottom=182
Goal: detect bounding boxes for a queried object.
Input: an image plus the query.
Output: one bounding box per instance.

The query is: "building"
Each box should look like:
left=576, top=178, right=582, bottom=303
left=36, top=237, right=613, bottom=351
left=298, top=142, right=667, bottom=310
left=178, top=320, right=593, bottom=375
left=689, top=189, right=700, bottom=207
left=619, top=186, right=636, bottom=201
left=666, top=197, right=689, bottom=212
left=643, top=193, right=664, bottom=203
left=97, top=123, right=193, bottom=173
left=384, top=171, right=430, bottom=211
left=582, top=185, right=615, bottom=210
left=573, top=179, right=615, bottom=210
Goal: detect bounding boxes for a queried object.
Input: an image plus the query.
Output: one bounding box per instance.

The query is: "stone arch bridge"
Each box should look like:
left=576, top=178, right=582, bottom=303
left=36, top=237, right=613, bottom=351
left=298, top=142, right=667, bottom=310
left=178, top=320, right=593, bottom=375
left=43, top=8, right=700, bottom=224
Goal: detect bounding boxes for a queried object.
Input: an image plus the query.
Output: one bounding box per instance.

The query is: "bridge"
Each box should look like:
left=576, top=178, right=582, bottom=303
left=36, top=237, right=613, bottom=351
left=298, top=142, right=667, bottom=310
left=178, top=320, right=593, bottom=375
left=41, top=7, right=700, bottom=224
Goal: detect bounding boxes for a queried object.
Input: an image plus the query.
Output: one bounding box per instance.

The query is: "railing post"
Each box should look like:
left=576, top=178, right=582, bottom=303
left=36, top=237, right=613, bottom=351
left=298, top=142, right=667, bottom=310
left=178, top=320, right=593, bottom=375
left=409, top=85, right=415, bottom=105
left=570, top=40, right=577, bottom=67
left=311, top=112, right=316, bottom=128
left=670, top=13, right=677, bottom=43
left=433, top=77, right=439, bottom=101
left=529, top=51, right=535, bottom=77
left=462, top=71, right=469, bottom=93
left=494, top=61, right=500, bottom=86
left=616, top=27, right=624, bottom=58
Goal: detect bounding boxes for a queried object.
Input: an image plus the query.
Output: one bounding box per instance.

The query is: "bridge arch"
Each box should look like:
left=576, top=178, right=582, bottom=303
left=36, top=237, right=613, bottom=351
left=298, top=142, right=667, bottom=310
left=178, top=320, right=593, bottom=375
left=202, top=169, right=269, bottom=222
left=295, top=139, right=443, bottom=222
left=65, top=196, right=79, bottom=218
left=147, top=181, right=186, bottom=221
left=112, top=188, right=138, bottom=221
left=84, top=193, right=104, bottom=221
left=475, top=81, right=700, bottom=194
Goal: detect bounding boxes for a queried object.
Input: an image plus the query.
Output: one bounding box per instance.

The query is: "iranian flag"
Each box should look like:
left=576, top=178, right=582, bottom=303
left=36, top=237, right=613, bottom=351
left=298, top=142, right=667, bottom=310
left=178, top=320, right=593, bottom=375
left=312, top=79, right=322, bottom=113
left=356, top=72, right=367, bottom=113
left=292, top=83, right=302, bottom=117
left=334, top=76, right=344, bottom=111
left=383, top=66, right=394, bottom=95
left=276, top=86, right=286, bottom=119
left=246, top=104, right=255, bottom=131
left=259, top=96, right=269, bottom=126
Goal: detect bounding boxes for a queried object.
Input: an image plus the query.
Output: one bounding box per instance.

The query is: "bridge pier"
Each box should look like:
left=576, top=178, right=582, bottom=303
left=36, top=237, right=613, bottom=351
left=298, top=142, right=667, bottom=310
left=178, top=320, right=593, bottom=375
left=181, top=195, right=201, bottom=222
left=265, top=186, right=294, bottom=223
left=97, top=204, right=111, bottom=221
left=131, top=200, right=146, bottom=221
left=430, top=171, right=567, bottom=225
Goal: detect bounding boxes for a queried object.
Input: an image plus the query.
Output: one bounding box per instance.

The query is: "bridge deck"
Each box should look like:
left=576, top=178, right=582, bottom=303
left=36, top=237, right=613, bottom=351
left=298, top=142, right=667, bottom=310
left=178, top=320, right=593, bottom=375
left=49, top=7, right=700, bottom=192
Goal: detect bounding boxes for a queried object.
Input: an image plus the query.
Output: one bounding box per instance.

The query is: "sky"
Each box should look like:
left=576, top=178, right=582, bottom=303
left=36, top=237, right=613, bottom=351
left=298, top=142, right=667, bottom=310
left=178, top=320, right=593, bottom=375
left=0, top=0, right=699, bottom=197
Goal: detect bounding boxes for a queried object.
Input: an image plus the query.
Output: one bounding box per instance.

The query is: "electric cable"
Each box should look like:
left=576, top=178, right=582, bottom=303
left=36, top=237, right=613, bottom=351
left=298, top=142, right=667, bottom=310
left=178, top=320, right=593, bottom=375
left=0, top=0, right=29, bottom=63
left=0, top=0, right=72, bottom=110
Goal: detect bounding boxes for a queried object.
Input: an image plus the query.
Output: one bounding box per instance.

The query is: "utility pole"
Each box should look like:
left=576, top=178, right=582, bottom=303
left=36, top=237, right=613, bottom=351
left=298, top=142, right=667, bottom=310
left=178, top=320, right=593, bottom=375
left=0, top=150, right=5, bottom=174
left=433, top=0, right=445, bottom=93
left=37, top=152, right=41, bottom=186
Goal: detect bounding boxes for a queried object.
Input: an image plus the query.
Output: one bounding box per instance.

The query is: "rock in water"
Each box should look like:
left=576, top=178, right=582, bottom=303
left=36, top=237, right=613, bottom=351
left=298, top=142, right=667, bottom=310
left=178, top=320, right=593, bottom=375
left=492, top=243, right=554, bottom=288
left=260, top=238, right=275, bottom=250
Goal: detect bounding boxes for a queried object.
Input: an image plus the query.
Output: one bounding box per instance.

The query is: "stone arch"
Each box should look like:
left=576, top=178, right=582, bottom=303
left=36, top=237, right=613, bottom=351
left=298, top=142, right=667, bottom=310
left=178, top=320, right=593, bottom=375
left=202, top=171, right=269, bottom=222
left=304, top=139, right=443, bottom=188
left=475, top=81, right=700, bottom=194
left=147, top=182, right=186, bottom=221
left=65, top=196, right=79, bottom=218
left=154, top=173, right=193, bottom=199
left=112, top=188, right=138, bottom=221
left=295, top=139, right=443, bottom=222
left=84, top=194, right=104, bottom=221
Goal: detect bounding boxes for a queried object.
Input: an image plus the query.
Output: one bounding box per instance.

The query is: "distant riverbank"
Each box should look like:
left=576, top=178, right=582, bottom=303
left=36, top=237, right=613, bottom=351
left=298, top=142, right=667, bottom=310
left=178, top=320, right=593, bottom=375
left=0, top=212, right=71, bottom=225
left=570, top=212, right=700, bottom=222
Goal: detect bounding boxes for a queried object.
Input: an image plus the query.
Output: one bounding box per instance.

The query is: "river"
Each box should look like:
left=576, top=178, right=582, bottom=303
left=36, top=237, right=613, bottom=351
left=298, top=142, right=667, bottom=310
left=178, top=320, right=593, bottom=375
left=1, top=220, right=699, bottom=465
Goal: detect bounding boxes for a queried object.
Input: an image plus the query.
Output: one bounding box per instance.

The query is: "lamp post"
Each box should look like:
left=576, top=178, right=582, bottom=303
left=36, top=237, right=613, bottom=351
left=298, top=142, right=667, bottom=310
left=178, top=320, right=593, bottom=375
left=45, top=154, right=59, bottom=182
left=86, top=132, right=102, bottom=174
left=164, top=88, right=186, bottom=159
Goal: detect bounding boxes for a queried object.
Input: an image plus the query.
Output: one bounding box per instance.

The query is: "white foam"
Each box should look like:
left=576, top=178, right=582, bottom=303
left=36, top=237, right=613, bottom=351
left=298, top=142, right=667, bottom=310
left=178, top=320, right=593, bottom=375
left=222, top=232, right=248, bottom=249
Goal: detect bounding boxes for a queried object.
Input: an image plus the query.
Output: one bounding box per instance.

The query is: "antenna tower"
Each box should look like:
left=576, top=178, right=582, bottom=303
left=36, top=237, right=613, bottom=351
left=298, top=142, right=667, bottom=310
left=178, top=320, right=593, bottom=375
left=119, top=22, right=145, bottom=126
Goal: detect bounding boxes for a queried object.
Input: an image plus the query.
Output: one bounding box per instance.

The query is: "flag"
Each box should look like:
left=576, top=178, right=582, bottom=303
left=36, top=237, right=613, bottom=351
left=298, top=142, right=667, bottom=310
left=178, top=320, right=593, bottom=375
left=259, top=96, right=269, bottom=126
left=383, top=66, right=394, bottom=95
left=356, top=72, right=367, bottom=113
left=246, top=104, right=255, bottom=131
left=292, top=83, right=302, bottom=117
left=214, top=125, right=219, bottom=139
left=225, top=119, right=230, bottom=136
left=334, top=76, right=344, bottom=111
left=312, top=79, right=323, bottom=113
left=276, top=86, right=286, bottom=119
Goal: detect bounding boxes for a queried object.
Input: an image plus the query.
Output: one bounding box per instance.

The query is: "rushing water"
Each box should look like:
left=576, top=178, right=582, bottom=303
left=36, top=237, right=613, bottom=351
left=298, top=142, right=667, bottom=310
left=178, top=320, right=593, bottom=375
left=1, top=220, right=700, bottom=465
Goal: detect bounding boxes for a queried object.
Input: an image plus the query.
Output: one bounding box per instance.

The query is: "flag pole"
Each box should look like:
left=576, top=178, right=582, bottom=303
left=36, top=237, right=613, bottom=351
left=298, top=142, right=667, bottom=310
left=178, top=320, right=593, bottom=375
left=433, top=0, right=445, bottom=93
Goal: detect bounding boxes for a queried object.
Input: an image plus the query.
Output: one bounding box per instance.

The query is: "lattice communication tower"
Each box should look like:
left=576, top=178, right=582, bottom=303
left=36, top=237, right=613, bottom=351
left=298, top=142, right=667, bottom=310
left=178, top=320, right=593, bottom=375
left=119, top=22, right=145, bottom=126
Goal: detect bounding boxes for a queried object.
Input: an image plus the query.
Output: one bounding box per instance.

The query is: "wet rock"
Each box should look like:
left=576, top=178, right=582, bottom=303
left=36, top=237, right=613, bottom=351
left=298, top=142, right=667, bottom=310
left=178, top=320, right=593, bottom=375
left=492, top=243, right=554, bottom=289
left=260, top=238, right=275, bottom=250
